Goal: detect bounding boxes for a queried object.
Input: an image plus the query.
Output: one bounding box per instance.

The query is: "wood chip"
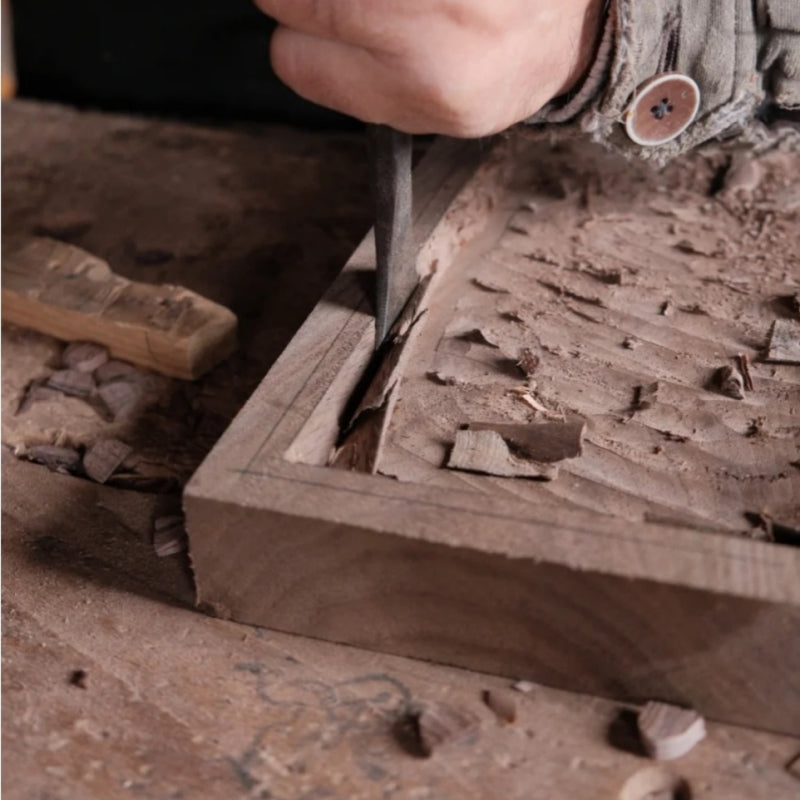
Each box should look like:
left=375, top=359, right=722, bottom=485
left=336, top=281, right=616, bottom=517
left=716, top=365, right=744, bottom=399
left=330, top=391, right=394, bottom=474
left=16, top=380, right=62, bottom=414
left=446, top=429, right=559, bottom=480
left=410, top=703, right=481, bottom=757
left=736, top=353, right=754, bottom=391
left=98, top=380, right=143, bottom=421
left=633, top=382, right=660, bottom=411
left=482, top=689, right=517, bottom=723
left=508, top=386, right=565, bottom=420
left=152, top=515, right=187, bottom=557
left=765, top=319, right=800, bottom=364
left=62, top=341, right=109, bottom=373
left=46, top=369, right=96, bottom=398
left=516, top=347, right=540, bottom=377
left=94, top=359, right=145, bottom=384
left=456, top=328, right=501, bottom=348
left=637, top=701, right=706, bottom=760
left=467, top=418, right=585, bottom=462
left=82, top=439, right=133, bottom=484
left=69, top=669, right=88, bottom=689
left=20, top=444, right=82, bottom=474
left=472, top=277, right=509, bottom=293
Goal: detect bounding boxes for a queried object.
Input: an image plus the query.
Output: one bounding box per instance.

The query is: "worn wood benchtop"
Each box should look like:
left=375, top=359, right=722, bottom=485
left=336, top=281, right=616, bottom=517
left=2, top=100, right=798, bottom=800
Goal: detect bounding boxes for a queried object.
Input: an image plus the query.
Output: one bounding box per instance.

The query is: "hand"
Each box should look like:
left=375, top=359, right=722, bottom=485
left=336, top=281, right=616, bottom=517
left=255, top=0, right=604, bottom=137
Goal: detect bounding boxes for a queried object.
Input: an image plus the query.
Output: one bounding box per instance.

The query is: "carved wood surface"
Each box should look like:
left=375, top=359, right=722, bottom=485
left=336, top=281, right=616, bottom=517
left=186, top=133, right=800, bottom=736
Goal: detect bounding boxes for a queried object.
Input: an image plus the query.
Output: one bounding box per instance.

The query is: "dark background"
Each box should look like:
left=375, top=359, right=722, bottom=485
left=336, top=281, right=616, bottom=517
left=12, top=0, right=353, bottom=127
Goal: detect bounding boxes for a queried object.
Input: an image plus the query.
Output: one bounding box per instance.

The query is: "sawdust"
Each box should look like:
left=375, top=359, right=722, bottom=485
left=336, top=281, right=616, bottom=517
left=378, top=137, right=800, bottom=537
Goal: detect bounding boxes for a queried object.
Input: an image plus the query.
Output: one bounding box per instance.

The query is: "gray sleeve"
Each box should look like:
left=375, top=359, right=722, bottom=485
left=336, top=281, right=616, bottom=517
left=530, top=0, right=800, bottom=162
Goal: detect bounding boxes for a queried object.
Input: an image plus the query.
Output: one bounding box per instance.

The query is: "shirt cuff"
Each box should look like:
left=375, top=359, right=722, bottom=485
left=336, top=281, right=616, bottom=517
left=529, top=0, right=800, bottom=163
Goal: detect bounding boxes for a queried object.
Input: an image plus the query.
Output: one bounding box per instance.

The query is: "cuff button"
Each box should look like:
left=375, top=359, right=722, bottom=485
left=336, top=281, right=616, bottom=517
left=624, top=73, right=701, bottom=146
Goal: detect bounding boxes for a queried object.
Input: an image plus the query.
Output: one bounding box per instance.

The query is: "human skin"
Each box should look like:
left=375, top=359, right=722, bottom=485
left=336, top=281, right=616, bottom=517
left=254, top=0, right=605, bottom=136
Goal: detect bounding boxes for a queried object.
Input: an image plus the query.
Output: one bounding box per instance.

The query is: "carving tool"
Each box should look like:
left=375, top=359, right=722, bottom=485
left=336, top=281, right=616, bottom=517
left=370, top=125, right=416, bottom=349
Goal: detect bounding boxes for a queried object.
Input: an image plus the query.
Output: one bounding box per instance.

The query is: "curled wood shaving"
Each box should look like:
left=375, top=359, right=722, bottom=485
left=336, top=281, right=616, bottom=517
left=736, top=353, right=754, bottom=391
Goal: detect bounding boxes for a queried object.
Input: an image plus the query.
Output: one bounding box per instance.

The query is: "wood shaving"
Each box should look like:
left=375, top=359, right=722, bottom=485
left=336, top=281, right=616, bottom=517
left=98, top=380, right=143, bottom=421
left=508, top=386, right=565, bottom=421
left=153, top=515, right=187, bottom=557
left=472, top=277, right=509, bottom=293
left=716, top=365, right=745, bottom=400
left=19, top=444, right=82, bottom=474
left=446, top=429, right=558, bottom=480
left=47, top=369, right=95, bottom=398
left=466, top=419, right=585, bottom=462
left=62, top=341, right=109, bottom=373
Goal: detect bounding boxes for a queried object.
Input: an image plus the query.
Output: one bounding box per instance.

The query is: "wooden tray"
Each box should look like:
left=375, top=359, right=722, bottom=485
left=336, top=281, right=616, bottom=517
left=185, top=134, right=800, bottom=736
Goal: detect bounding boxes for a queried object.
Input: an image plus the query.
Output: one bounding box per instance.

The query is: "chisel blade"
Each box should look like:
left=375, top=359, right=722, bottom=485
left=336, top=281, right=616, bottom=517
left=370, top=125, right=415, bottom=349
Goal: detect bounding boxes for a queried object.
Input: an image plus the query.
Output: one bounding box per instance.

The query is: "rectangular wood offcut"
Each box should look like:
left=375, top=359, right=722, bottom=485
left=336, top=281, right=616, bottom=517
left=185, top=133, right=800, bottom=736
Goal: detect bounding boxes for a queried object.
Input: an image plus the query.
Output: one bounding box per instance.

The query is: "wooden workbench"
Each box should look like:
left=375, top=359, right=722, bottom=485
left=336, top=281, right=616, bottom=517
left=3, top=100, right=798, bottom=800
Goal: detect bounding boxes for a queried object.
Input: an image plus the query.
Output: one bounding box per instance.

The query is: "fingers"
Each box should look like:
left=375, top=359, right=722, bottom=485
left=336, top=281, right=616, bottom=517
left=270, top=26, right=400, bottom=125
left=254, top=0, right=402, bottom=47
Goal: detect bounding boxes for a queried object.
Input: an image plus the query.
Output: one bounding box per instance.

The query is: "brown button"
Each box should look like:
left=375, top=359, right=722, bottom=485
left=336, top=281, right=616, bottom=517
left=624, top=73, right=700, bottom=146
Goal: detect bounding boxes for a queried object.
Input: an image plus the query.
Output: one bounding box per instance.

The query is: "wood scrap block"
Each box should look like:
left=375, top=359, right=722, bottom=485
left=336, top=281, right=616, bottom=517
left=2, top=237, right=237, bottom=379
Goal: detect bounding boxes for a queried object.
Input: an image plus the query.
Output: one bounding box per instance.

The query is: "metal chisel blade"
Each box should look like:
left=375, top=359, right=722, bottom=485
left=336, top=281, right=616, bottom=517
left=370, top=125, right=415, bottom=349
